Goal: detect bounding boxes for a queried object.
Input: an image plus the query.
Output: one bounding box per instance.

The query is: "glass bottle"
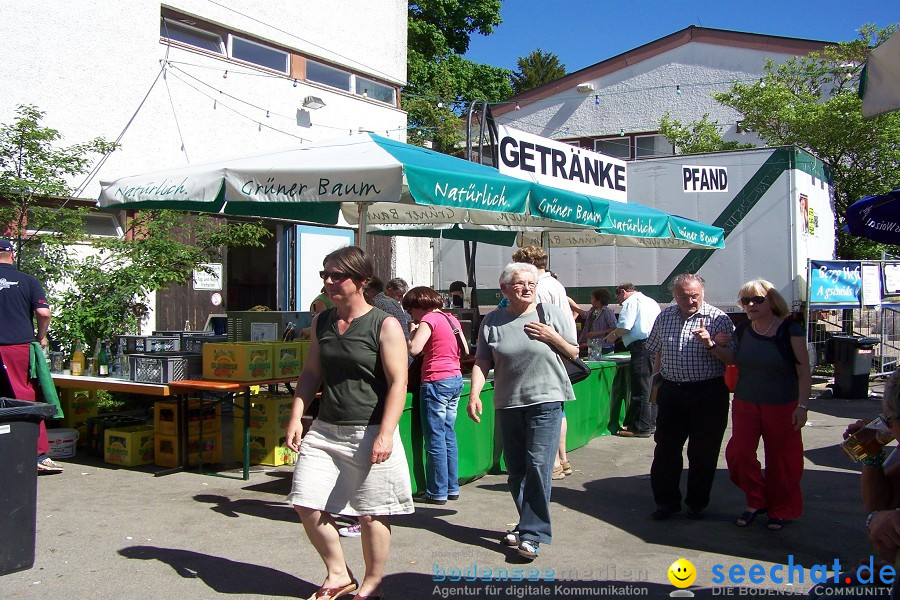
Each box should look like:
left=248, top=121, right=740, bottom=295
left=98, top=341, right=110, bottom=377
left=70, top=341, right=85, bottom=376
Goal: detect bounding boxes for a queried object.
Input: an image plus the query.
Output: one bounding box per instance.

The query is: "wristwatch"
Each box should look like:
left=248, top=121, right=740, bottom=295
left=707, top=341, right=717, bottom=350
left=866, top=510, right=879, bottom=530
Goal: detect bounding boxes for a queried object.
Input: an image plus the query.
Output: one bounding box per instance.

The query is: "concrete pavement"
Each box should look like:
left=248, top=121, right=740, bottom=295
left=2, top=383, right=888, bottom=599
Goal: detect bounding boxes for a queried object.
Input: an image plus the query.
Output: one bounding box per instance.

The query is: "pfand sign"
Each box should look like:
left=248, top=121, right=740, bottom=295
left=683, top=166, right=728, bottom=192
left=497, top=126, right=627, bottom=203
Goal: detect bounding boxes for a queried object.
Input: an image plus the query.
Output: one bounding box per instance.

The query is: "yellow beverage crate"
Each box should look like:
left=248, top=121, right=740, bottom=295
left=153, top=399, right=221, bottom=436
left=154, top=431, right=222, bottom=468
left=202, top=343, right=273, bottom=382
left=233, top=428, right=297, bottom=466
left=233, top=394, right=294, bottom=433
left=271, top=341, right=309, bottom=378
left=58, top=389, right=99, bottom=445
left=104, top=425, right=155, bottom=467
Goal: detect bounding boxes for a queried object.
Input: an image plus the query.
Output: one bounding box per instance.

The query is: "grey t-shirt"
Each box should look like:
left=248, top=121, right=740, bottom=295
left=734, top=320, right=804, bottom=405
left=476, top=303, right=577, bottom=409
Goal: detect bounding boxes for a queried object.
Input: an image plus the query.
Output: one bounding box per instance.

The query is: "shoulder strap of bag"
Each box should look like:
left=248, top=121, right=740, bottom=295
left=536, top=304, right=564, bottom=360
left=438, top=311, right=469, bottom=356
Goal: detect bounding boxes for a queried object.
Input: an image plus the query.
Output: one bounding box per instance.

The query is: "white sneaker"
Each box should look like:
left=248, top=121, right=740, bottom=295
left=517, top=539, right=540, bottom=559
left=37, top=457, right=64, bottom=474
left=502, top=530, right=519, bottom=546
left=338, top=522, right=361, bottom=538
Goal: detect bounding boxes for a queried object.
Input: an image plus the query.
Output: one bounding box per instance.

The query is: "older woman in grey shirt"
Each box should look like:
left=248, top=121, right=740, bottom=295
left=467, top=262, right=577, bottom=560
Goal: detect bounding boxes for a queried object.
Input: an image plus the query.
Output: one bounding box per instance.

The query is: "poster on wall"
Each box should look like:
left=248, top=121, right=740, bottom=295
left=809, top=260, right=861, bottom=307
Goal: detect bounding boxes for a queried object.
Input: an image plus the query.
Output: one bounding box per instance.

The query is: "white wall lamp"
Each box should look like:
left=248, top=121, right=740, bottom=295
left=303, top=96, right=326, bottom=110
left=576, top=83, right=595, bottom=92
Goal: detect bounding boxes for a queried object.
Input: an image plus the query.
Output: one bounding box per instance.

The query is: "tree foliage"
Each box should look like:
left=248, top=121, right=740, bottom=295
left=511, top=49, right=566, bottom=95
left=405, top=0, right=511, bottom=152
left=0, top=104, right=117, bottom=259
left=659, top=113, right=754, bottom=154
left=713, top=24, right=900, bottom=259
left=0, top=105, right=270, bottom=353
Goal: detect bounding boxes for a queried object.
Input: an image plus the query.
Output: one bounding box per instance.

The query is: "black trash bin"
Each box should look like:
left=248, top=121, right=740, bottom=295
left=831, top=336, right=880, bottom=399
left=0, top=398, right=56, bottom=576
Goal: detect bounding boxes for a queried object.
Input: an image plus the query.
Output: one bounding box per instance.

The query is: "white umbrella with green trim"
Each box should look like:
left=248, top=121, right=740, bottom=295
left=99, top=133, right=608, bottom=243
left=99, top=132, right=723, bottom=249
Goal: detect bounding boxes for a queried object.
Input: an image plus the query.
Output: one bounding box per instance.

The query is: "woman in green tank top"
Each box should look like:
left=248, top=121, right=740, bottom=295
left=284, top=246, right=412, bottom=600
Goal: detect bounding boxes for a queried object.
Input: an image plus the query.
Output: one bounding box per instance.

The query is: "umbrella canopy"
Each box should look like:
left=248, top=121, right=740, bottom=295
left=98, top=132, right=723, bottom=249
left=861, top=30, right=900, bottom=118
left=358, top=184, right=725, bottom=250
left=843, top=189, right=900, bottom=244
left=99, top=132, right=607, bottom=231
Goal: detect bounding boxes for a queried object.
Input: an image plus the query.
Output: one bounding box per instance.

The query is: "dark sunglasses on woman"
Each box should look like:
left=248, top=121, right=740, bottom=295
left=740, top=295, right=766, bottom=306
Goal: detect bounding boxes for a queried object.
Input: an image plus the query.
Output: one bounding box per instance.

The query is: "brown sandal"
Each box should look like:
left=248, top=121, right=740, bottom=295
left=308, top=579, right=358, bottom=600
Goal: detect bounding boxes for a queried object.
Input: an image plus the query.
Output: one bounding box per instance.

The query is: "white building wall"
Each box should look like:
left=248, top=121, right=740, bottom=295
left=0, top=0, right=421, bottom=332
left=499, top=42, right=800, bottom=147
left=0, top=1, right=407, bottom=197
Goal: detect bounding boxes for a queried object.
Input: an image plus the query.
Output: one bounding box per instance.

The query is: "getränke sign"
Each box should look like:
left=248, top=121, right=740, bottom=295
left=496, top=126, right=627, bottom=203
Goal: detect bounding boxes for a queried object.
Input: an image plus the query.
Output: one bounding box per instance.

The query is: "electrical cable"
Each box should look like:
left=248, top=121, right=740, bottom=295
left=163, top=66, right=190, bottom=163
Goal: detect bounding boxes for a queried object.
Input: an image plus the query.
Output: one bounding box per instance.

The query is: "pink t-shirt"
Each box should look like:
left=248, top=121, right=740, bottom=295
left=419, top=311, right=463, bottom=383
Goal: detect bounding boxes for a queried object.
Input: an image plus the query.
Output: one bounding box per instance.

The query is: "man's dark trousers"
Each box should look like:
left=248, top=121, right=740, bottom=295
left=625, top=338, right=656, bottom=434
left=650, top=376, right=729, bottom=512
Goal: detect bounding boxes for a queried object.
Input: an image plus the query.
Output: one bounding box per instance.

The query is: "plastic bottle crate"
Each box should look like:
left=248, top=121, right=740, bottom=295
left=117, top=335, right=182, bottom=354
left=129, top=352, right=202, bottom=384
left=85, top=414, right=149, bottom=456
left=181, top=334, right=227, bottom=353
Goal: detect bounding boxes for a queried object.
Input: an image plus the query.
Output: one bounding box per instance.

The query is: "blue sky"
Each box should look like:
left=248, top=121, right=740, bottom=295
left=463, top=0, right=898, bottom=74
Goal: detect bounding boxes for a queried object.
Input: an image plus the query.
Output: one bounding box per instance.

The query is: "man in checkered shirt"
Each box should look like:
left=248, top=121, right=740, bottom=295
left=644, top=273, right=735, bottom=521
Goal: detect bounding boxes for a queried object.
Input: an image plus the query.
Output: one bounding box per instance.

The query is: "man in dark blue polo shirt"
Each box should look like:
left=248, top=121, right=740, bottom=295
left=0, top=239, right=58, bottom=473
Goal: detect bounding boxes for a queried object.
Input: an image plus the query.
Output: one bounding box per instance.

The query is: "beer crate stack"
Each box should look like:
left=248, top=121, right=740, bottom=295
left=153, top=398, right=222, bottom=468
left=56, top=389, right=99, bottom=446
left=233, top=393, right=298, bottom=466
left=201, top=340, right=310, bottom=382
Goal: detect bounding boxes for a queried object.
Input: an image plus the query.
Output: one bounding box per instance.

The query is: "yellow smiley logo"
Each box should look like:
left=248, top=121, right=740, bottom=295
left=668, top=558, right=697, bottom=588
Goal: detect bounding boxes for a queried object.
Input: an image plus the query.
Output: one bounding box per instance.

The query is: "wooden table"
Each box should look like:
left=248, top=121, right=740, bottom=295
left=52, top=374, right=297, bottom=480
left=52, top=374, right=171, bottom=396
left=168, top=378, right=297, bottom=480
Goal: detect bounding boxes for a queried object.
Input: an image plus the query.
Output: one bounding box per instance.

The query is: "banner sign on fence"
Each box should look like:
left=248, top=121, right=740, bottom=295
left=861, top=264, right=883, bottom=307
left=809, top=260, right=861, bottom=307
left=882, top=263, right=900, bottom=296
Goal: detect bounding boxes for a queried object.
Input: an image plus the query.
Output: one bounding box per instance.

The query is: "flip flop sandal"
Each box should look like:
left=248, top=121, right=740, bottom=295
left=735, top=508, right=767, bottom=527
left=767, top=517, right=787, bottom=530
left=308, top=579, right=358, bottom=600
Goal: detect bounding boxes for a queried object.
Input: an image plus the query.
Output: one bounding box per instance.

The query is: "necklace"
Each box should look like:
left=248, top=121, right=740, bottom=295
left=751, top=318, right=776, bottom=336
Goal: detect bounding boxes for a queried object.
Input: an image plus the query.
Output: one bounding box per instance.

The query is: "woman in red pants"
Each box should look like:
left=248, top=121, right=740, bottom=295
left=714, top=279, right=811, bottom=530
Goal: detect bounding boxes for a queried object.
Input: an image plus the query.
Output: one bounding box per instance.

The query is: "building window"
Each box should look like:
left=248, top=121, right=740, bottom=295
left=160, top=10, right=399, bottom=106
left=306, top=60, right=351, bottom=92
left=356, top=76, right=396, bottom=105
left=161, top=18, right=224, bottom=54
left=594, top=137, right=631, bottom=160
left=229, top=35, right=289, bottom=73
left=635, top=134, right=674, bottom=158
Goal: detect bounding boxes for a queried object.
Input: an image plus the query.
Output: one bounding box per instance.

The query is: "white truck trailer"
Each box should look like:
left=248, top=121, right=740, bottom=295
left=434, top=146, right=835, bottom=312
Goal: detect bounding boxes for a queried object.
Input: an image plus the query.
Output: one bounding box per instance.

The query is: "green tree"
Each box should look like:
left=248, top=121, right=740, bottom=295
left=659, top=113, right=754, bottom=154
left=0, top=105, right=270, bottom=353
left=52, top=211, right=270, bottom=352
left=405, top=0, right=511, bottom=152
left=0, top=104, right=116, bottom=263
left=713, top=23, right=900, bottom=259
left=406, top=54, right=513, bottom=153
left=511, top=49, right=566, bottom=95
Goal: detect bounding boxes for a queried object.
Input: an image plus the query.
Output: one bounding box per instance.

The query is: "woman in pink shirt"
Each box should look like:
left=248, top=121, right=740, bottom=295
left=403, top=286, right=468, bottom=504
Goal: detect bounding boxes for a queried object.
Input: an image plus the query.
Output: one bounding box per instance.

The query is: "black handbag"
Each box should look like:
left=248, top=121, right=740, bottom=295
left=536, top=304, right=592, bottom=384
left=407, top=354, right=423, bottom=392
